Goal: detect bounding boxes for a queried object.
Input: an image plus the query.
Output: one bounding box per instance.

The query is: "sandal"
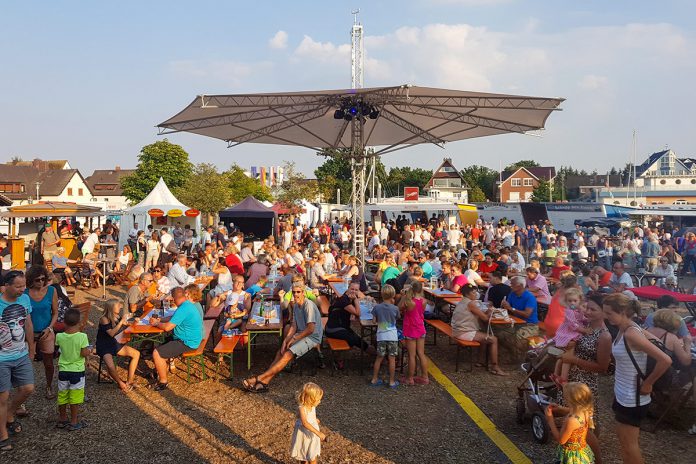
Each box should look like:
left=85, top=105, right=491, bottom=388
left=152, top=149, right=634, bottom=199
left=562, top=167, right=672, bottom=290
left=688, top=424, right=696, bottom=436
left=474, top=362, right=487, bottom=368
left=55, top=420, right=70, bottom=429
left=414, top=376, right=430, bottom=385
left=0, top=438, right=12, bottom=452
left=242, top=376, right=259, bottom=392
left=250, top=380, right=269, bottom=393
left=399, top=377, right=415, bottom=386
left=67, top=421, right=88, bottom=431
left=368, top=379, right=385, bottom=387
left=45, top=386, right=56, bottom=400
left=15, top=404, right=28, bottom=418
left=6, top=420, right=22, bottom=436
left=489, top=368, right=510, bottom=377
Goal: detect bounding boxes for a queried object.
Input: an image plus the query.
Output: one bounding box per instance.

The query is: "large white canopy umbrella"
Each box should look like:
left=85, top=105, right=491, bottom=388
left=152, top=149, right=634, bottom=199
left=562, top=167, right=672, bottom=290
left=158, top=85, right=564, bottom=264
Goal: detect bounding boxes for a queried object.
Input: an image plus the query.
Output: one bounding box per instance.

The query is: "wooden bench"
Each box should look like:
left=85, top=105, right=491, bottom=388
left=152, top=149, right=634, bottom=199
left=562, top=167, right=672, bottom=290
left=325, top=337, right=351, bottom=375
left=425, top=319, right=480, bottom=372
left=181, top=319, right=216, bottom=383
left=213, top=334, right=244, bottom=380
left=204, top=304, right=224, bottom=320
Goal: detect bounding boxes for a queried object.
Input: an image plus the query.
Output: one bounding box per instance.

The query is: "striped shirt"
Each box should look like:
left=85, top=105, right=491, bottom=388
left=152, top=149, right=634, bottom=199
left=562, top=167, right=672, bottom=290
left=612, top=325, right=650, bottom=407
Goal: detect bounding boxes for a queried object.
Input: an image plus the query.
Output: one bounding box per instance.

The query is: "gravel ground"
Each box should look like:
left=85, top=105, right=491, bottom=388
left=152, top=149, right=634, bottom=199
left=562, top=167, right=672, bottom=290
left=6, top=286, right=696, bottom=463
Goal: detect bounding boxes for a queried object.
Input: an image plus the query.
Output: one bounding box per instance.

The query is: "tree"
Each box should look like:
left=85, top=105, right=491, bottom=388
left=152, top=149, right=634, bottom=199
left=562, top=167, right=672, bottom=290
left=174, top=163, right=232, bottom=219
left=531, top=180, right=561, bottom=202
left=314, top=153, right=353, bottom=203
left=9, top=156, right=23, bottom=165
left=504, top=160, right=539, bottom=172
left=276, top=161, right=321, bottom=206
left=225, top=164, right=272, bottom=203
left=121, top=139, right=193, bottom=202
left=460, top=165, right=498, bottom=201
left=468, top=185, right=487, bottom=202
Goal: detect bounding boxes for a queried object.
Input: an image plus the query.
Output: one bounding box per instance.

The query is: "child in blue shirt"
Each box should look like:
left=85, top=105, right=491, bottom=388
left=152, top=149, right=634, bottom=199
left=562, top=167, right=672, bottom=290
left=370, top=285, right=400, bottom=388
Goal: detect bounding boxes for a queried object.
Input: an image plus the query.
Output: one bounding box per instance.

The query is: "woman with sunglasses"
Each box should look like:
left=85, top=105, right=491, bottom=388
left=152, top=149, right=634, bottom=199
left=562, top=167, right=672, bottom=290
left=24, top=265, right=58, bottom=399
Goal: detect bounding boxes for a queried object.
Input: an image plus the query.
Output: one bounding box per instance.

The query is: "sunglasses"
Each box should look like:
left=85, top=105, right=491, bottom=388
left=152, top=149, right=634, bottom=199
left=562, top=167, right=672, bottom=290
left=34, top=277, right=47, bottom=283
left=292, top=290, right=303, bottom=295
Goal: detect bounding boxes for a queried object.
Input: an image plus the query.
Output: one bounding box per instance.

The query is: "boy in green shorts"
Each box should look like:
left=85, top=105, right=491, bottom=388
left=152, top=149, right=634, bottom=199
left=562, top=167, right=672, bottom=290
left=55, top=308, right=91, bottom=431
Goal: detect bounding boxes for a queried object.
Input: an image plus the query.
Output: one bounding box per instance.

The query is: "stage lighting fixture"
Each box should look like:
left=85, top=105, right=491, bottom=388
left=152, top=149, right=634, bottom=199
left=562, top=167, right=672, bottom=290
left=369, top=109, right=379, bottom=119
left=334, top=109, right=345, bottom=119
left=361, top=105, right=371, bottom=116
left=344, top=113, right=353, bottom=121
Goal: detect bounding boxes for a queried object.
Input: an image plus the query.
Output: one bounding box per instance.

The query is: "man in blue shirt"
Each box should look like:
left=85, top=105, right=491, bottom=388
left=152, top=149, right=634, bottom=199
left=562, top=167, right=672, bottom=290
left=0, top=271, right=36, bottom=450
left=149, top=287, right=203, bottom=391
left=243, top=282, right=323, bottom=393
left=500, top=276, right=540, bottom=353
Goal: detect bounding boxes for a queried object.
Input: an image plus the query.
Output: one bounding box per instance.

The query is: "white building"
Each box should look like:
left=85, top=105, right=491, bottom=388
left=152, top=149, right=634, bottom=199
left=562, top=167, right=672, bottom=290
left=85, top=167, right=135, bottom=211
left=423, top=158, right=469, bottom=203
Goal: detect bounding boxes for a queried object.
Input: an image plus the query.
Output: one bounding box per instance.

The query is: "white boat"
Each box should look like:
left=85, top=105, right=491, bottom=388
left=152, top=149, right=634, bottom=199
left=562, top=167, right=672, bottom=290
left=463, top=202, right=635, bottom=232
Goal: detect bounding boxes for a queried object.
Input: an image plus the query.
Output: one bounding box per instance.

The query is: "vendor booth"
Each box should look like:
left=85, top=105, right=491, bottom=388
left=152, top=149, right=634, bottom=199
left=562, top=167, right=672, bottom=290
left=117, top=177, right=201, bottom=247
left=219, top=196, right=277, bottom=241
left=0, top=201, right=104, bottom=269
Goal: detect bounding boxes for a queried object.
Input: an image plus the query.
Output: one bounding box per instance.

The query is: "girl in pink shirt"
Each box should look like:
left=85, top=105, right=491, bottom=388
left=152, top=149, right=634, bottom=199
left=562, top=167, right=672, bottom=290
left=400, top=280, right=430, bottom=385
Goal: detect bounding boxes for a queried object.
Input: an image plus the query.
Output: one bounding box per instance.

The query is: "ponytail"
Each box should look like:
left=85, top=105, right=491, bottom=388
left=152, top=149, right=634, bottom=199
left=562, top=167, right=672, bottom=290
left=603, top=293, right=640, bottom=317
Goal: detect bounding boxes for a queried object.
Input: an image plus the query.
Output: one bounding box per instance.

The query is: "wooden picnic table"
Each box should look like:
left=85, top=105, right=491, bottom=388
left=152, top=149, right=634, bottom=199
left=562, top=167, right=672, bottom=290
left=124, top=308, right=175, bottom=344
left=194, top=275, right=216, bottom=288
left=245, top=301, right=283, bottom=370
left=329, top=282, right=349, bottom=298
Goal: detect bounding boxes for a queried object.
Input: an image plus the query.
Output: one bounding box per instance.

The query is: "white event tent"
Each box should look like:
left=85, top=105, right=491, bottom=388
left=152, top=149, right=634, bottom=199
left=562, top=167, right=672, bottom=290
left=118, top=177, right=201, bottom=246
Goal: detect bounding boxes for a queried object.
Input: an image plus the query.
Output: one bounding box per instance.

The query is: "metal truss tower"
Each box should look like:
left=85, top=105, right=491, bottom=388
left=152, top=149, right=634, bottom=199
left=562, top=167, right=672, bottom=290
left=350, top=9, right=367, bottom=264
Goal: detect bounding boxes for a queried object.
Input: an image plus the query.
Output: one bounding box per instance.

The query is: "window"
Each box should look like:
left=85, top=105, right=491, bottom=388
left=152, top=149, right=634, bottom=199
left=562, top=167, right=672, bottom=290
left=660, top=179, right=666, bottom=185
left=434, top=179, right=448, bottom=187
left=676, top=179, right=682, bottom=184
left=78, top=188, right=83, bottom=196
left=691, top=179, right=696, bottom=184
left=94, top=184, right=117, bottom=191
left=67, top=188, right=73, bottom=195
left=511, top=179, right=521, bottom=187
left=523, top=178, right=533, bottom=187
left=0, top=183, right=23, bottom=193
left=440, top=166, right=456, bottom=173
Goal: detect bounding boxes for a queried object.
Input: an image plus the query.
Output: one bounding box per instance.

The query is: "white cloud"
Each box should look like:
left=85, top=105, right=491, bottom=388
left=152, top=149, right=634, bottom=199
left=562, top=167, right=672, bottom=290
left=579, top=75, right=608, bottom=90
left=294, top=35, right=351, bottom=63
left=268, top=30, right=288, bottom=50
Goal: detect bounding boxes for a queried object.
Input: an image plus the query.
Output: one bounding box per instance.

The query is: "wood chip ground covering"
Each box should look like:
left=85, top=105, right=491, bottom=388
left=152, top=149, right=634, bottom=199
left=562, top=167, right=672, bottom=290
left=7, top=287, right=696, bottom=463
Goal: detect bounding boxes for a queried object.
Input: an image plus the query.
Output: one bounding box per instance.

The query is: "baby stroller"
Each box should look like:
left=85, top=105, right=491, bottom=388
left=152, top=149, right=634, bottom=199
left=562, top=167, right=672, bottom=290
left=515, top=342, right=565, bottom=443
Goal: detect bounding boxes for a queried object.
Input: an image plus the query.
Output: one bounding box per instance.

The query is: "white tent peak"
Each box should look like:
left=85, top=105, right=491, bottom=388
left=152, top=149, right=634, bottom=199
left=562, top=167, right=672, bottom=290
left=130, top=177, right=189, bottom=212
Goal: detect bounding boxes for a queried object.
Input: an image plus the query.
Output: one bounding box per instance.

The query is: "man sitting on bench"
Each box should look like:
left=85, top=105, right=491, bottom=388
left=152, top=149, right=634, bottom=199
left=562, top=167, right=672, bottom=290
left=243, top=281, right=323, bottom=393
left=148, top=287, right=203, bottom=391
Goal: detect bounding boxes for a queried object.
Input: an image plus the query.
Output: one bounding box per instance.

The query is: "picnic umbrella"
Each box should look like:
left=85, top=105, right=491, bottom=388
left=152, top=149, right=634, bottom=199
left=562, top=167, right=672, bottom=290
left=158, top=84, right=564, bottom=264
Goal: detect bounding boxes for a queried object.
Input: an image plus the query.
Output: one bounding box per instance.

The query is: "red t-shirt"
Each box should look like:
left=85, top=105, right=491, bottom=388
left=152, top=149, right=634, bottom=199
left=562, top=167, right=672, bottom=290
left=451, top=274, right=469, bottom=289
left=479, top=262, right=498, bottom=274
left=471, top=227, right=482, bottom=240
left=550, top=265, right=570, bottom=280
left=225, top=254, right=244, bottom=275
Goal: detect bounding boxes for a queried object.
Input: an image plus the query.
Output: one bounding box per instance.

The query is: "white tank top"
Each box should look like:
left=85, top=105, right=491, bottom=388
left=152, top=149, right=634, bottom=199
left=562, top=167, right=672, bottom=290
left=612, top=325, right=651, bottom=407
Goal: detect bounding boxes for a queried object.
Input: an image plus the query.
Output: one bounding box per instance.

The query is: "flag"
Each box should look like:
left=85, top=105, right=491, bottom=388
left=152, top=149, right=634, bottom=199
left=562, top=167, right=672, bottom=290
left=261, top=167, right=266, bottom=186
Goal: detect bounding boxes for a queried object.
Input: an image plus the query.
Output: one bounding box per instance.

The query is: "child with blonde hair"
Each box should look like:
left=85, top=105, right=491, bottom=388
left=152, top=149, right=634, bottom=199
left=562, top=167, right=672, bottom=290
left=551, top=287, right=591, bottom=385
left=545, top=382, right=595, bottom=463
left=399, top=280, right=430, bottom=385
left=290, top=382, right=326, bottom=463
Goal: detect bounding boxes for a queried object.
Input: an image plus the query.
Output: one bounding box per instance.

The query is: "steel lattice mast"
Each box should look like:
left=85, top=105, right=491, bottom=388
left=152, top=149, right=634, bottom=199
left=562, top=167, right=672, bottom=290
left=349, top=9, right=368, bottom=263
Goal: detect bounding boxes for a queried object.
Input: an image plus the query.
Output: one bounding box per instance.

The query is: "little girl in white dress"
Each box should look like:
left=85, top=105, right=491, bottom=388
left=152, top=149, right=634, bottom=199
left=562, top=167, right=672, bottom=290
left=290, top=382, right=326, bottom=463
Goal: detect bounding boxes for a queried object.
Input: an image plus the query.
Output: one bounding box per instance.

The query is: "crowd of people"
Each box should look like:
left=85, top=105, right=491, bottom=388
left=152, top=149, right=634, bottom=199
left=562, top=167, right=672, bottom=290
left=1, top=213, right=695, bottom=463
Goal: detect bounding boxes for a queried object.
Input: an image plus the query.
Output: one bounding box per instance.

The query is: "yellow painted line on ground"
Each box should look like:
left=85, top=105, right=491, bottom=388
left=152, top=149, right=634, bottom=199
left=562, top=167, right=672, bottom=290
left=428, top=362, right=532, bottom=464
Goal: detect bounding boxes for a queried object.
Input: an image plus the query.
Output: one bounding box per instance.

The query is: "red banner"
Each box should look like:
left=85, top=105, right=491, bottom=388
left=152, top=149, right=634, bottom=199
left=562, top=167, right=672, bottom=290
left=404, top=187, right=419, bottom=202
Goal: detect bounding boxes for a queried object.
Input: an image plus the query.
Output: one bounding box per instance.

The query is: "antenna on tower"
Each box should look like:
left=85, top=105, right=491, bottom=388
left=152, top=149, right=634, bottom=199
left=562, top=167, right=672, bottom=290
left=351, top=9, right=363, bottom=89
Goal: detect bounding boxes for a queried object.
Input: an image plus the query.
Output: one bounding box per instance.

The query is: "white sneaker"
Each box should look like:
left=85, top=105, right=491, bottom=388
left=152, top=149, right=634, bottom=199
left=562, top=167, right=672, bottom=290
left=688, top=424, right=696, bottom=435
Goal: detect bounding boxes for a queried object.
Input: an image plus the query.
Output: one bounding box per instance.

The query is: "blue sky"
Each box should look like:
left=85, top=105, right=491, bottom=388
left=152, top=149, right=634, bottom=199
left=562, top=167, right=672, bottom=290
left=1, top=1, right=694, bottom=176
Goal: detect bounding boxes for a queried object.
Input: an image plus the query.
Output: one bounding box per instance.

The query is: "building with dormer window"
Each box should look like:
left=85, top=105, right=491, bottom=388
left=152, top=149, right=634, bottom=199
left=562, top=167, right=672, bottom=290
left=423, top=158, right=469, bottom=203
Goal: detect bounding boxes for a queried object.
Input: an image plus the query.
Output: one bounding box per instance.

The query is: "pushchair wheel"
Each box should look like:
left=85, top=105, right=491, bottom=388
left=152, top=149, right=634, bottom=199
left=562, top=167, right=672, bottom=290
left=515, top=397, right=525, bottom=424
left=531, top=413, right=549, bottom=444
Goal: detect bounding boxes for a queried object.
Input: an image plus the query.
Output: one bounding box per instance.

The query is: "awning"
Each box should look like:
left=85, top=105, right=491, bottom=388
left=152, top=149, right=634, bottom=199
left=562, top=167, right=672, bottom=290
left=0, top=201, right=104, bottom=218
